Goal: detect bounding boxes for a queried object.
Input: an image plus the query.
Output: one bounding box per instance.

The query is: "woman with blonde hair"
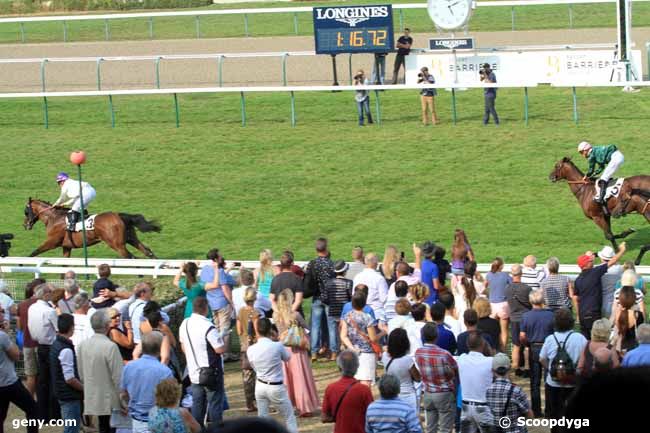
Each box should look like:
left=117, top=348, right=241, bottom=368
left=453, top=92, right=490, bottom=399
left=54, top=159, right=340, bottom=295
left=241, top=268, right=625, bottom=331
left=474, top=297, right=501, bottom=352
left=254, top=249, right=276, bottom=300
left=107, top=307, right=133, bottom=362
left=408, top=282, right=433, bottom=321
left=148, top=378, right=201, bottom=433
left=379, top=245, right=400, bottom=286
left=273, top=289, right=319, bottom=417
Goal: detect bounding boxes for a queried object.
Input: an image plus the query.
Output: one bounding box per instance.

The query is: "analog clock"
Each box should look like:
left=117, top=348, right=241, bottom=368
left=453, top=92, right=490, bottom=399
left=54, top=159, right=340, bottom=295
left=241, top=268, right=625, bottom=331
left=427, top=0, right=473, bottom=31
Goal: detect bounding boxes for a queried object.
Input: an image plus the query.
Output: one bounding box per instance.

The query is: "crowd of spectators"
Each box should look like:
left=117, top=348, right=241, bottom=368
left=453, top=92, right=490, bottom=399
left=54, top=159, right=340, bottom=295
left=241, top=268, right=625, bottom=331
left=0, top=235, right=649, bottom=433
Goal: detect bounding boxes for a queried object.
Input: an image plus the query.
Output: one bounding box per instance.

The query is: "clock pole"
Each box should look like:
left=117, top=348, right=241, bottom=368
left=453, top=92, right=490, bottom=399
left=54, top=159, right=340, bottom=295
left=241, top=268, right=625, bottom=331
left=616, top=0, right=632, bottom=82
left=331, top=54, right=340, bottom=87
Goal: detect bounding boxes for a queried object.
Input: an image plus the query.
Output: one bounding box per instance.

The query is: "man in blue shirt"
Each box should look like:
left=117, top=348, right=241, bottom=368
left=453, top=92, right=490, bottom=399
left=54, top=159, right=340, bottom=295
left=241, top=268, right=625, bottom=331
left=340, top=284, right=376, bottom=321
left=421, top=241, right=442, bottom=305
left=431, top=302, right=457, bottom=354
left=120, top=331, right=173, bottom=431
left=201, top=248, right=236, bottom=361
left=622, top=324, right=650, bottom=367
left=366, top=374, right=422, bottom=433
left=480, top=63, right=499, bottom=126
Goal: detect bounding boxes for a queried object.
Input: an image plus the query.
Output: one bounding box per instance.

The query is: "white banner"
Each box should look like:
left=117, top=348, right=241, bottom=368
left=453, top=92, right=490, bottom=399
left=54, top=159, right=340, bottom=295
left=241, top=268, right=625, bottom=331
left=406, top=49, right=642, bottom=85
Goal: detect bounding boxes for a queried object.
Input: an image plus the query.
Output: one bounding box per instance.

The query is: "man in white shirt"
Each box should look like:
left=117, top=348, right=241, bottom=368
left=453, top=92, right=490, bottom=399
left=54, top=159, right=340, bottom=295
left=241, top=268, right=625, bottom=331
left=456, top=332, right=494, bottom=433
left=353, top=253, right=389, bottom=322
left=345, top=246, right=366, bottom=281
left=0, top=284, right=16, bottom=324
left=247, top=318, right=297, bottom=433
left=179, top=297, right=225, bottom=429
left=27, top=283, right=59, bottom=421
left=597, top=246, right=623, bottom=318
left=128, top=282, right=154, bottom=345
left=70, top=293, right=95, bottom=353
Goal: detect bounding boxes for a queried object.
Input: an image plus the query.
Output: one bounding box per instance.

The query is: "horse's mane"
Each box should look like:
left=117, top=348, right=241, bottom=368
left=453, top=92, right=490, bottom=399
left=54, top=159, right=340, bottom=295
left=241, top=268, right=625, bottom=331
left=561, top=156, right=586, bottom=177
left=30, top=198, right=70, bottom=215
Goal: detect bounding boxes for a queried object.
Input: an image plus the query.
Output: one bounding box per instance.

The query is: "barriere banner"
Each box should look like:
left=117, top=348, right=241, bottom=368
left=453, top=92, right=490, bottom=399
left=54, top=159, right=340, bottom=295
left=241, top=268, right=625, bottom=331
left=405, top=49, right=642, bottom=85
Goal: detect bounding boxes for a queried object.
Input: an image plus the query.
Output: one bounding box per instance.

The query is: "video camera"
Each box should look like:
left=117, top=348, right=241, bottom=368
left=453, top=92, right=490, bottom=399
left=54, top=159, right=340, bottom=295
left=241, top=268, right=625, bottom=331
left=0, top=233, right=13, bottom=257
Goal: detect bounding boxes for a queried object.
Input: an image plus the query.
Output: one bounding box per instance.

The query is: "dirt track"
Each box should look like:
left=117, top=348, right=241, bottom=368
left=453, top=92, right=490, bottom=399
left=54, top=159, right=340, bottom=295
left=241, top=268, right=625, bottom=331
left=0, top=27, right=649, bottom=92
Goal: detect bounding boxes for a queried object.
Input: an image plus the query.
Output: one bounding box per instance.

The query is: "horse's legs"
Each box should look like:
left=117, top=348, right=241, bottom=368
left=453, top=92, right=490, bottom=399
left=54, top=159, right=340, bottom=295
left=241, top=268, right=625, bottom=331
left=635, top=245, right=649, bottom=265
left=62, top=247, right=72, bottom=258
left=593, top=216, right=618, bottom=249
left=613, top=228, right=636, bottom=239
left=128, top=237, right=157, bottom=259
left=29, top=240, right=60, bottom=257
left=102, top=237, right=134, bottom=258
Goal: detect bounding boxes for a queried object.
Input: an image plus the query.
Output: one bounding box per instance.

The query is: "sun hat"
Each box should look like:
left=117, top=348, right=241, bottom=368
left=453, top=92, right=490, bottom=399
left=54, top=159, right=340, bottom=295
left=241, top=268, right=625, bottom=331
left=421, top=240, right=436, bottom=257
left=597, top=246, right=615, bottom=261
left=333, top=260, right=349, bottom=274
left=621, top=270, right=638, bottom=287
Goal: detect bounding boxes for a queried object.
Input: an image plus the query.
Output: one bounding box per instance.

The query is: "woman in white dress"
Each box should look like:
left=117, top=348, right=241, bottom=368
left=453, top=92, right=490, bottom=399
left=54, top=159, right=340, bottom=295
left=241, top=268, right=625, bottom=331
left=381, top=328, right=421, bottom=410
left=451, top=260, right=487, bottom=323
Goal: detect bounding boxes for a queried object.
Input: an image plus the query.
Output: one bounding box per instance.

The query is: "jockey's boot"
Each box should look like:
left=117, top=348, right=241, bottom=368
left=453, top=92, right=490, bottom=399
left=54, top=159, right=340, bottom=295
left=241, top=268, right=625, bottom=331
left=595, top=179, right=607, bottom=204
left=66, top=211, right=80, bottom=232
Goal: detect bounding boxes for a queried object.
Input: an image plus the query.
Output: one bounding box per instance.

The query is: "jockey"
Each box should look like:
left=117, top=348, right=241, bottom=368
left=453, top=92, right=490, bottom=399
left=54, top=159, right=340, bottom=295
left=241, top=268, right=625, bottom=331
left=578, top=141, right=625, bottom=204
left=53, top=172, right=97, bottom=231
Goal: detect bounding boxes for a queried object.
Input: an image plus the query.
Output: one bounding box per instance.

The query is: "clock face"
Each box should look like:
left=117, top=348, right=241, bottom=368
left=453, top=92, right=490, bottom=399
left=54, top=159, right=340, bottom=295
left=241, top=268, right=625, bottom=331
left=427, top=0, right=472, bottom=31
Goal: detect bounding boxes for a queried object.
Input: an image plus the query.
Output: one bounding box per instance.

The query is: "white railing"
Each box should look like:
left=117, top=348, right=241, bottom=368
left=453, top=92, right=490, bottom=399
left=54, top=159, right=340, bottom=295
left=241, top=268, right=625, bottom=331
left=2, top=256, right=648, bottom=279
left=0, top=0, right=646, bottom=24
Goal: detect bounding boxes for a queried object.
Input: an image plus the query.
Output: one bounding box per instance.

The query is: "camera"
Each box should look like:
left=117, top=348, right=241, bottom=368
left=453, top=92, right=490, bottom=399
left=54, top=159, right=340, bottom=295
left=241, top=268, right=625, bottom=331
left=354, top=73, right=364, bottom=81
left=0, top=233, right=13, bottom=258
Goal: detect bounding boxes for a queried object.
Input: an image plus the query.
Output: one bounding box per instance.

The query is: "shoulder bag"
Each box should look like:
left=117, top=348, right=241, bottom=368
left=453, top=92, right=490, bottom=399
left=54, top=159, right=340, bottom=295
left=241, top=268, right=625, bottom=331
left=185, top=322, right=220, bottom=390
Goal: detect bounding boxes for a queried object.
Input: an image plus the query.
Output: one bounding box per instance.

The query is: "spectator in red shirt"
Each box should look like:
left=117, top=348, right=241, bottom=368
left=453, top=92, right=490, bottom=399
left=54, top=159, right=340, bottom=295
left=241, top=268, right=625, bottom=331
left=16, top=278, right=46, bottom=398
left=322, top=350, right=374, bottom=433
left=415, top=322, right=458, bottom=433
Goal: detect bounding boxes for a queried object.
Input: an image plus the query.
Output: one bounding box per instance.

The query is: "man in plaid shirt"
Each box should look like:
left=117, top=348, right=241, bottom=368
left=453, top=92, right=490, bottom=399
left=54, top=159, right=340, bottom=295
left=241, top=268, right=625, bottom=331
left=415, top=323, right=458, bottom=433
left=486, top=353, right=533, bottom=433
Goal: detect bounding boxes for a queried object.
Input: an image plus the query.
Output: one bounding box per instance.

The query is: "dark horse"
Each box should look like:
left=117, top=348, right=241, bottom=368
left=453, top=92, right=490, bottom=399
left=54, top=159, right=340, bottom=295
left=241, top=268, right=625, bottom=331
left=611, top=183, right=650, bottom=264
left=548, top=157, right=650, bottom=254
left=23, top=198, right=161, bottom=258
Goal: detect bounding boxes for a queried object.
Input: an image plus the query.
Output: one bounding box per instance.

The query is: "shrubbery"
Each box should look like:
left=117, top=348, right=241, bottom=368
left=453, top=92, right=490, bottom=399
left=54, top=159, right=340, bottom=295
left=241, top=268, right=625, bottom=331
left=2, top=0, right=213, bottom=14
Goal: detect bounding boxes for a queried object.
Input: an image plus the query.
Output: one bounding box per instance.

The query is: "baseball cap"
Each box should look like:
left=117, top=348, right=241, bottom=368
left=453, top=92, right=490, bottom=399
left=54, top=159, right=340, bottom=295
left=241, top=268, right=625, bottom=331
left=493, top=353, right=510, bottom=374
left=577, top=253, right=595, bottom=269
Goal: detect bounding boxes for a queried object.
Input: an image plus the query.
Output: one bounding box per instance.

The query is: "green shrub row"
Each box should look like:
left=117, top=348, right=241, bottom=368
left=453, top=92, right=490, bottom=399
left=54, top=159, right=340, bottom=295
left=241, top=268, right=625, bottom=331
left=1, top=0, right=213, bottom=14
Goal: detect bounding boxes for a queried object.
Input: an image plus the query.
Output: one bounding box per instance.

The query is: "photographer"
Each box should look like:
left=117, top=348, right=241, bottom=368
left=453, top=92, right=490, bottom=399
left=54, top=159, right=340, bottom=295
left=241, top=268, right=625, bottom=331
left=417, top=67, right=438, bottom=126
left=353, top=70, right=373, bottom=126
left=479, top=63, right=500, bottom=126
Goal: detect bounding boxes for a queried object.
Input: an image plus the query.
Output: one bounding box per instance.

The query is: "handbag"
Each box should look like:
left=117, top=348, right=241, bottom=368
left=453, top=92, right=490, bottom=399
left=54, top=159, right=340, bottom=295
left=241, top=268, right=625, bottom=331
left=281, top=320, right=308, bottom=349
left=185, top=322, right=221, bottom=390
left=348, top=313, right=381, bottom=357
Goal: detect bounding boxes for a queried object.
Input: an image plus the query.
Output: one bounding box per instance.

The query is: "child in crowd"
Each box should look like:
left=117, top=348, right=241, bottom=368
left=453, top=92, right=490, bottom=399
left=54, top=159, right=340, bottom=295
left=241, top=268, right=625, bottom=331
left=91, top=263, right=117, bottom=309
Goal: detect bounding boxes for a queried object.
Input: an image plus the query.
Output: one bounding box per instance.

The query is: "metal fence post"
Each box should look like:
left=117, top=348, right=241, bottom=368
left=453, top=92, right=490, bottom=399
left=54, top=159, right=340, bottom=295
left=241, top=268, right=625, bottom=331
left=572, top=86, right=578, bottom=125
left=155, top=57, right=162, bottom=89
left=399, top=9, right=404, bottom=33
left=511, top=7, right=515, bottom=31
left=348, top=54, right=353, bottom=85
left=451, top=88, right=458, bottom=125
left=40, top=59, right=48, bottom=92
left=195, top=16, right=201, bottom=39
left=646, top=42, right=650, bottom=80
left=104, top=19, right=110, bottom=41
left=148, top=17, right=154, bottom=39
left=374, top=90, right=381, bottom=124
left=43, top=96, right=49, bottom=129
left=290, top=91, right=296, bottom=127
left=244, top=14, right=249, bottom=37
left=96, top=58, right=103, bottom=91
left=240, top=91, right=247, bottom=126
left=108, top=95, right=115, bottom=128
left=19, top=23, right=25, bottom=43
left=282, top=53, right=288, bottom=86
left=173, top=93, right=180, bottom=128
left=569, top=4, right=574, bottom=29
left=63, top=20, right=68, bottom=42
left=293, top=13, right=299, bottom=35
left=218, top=55, right=224, bottom=87
left=524, top=87, right=529, bottom=126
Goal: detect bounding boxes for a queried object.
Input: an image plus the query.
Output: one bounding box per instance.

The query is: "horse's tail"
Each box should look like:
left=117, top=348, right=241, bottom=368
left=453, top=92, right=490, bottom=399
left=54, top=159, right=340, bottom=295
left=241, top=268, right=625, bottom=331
left=119, top=213, right=162, bottom=233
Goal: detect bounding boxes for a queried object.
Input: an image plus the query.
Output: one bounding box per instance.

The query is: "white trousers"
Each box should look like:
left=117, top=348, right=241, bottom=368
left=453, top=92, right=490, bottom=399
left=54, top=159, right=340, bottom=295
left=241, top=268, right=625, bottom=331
left=600, top=150, right=624, bottom=182
left=131, top=418, right=150, bottom=433
left=70, top=186, right=96, bottom=212
left=255, top=382, right=298, bottom=433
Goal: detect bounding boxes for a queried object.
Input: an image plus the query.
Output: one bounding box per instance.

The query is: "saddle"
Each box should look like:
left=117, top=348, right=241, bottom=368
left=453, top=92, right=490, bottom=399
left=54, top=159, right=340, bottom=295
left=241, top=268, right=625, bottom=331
left=594, top=178, right=624, bottom=201
left=71, top=214, right=97, bottom=232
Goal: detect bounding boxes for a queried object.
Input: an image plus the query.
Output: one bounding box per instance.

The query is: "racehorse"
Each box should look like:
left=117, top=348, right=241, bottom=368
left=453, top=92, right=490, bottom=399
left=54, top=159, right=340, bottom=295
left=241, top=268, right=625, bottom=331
left=23, top=198, right=161, bottom=259
left=611, top=183, right=650, bottom=264
left=548, top=157, right=650, bottom=251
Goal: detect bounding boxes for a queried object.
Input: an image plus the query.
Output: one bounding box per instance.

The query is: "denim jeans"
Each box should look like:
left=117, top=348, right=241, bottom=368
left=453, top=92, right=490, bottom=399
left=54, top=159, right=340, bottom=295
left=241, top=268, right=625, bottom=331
left=483, top=94, right=499, bottom=125
left=326, top=314, right=340, bottom=353
left=372, top=55, right=386, bottom=84
left=191, top=379, right=224, bottom=428
left=58, top=400, right=81, bottom=433
left=529, top=344, right=545, bottom=416
left=310, top=299, right=328, bottom=350
left=356, top=98, right=371, bottom=125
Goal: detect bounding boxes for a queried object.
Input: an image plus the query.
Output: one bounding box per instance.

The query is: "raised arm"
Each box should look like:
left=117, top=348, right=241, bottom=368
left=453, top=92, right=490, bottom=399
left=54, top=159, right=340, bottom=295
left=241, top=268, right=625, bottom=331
left=204, top=263, right=221, bottom=290
left=607, top=243, right=626, bottom=267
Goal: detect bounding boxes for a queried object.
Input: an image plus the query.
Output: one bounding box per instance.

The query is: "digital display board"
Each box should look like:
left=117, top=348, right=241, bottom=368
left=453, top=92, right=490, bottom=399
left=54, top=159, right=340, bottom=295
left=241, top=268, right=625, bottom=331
left=313, top=5, right=394, bottom=55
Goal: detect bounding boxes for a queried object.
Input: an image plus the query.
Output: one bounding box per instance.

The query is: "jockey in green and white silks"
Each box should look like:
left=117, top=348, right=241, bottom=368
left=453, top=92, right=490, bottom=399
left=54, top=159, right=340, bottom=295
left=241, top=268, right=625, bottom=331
left=578, top=141, right=625, bottom=204
left=53, top=172, right=96, bottom=231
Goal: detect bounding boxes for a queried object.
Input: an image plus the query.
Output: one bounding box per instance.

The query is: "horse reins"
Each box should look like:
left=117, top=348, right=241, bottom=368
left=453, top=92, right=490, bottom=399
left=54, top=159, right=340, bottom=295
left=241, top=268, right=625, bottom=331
left=567, top=179, right=589, bottom=194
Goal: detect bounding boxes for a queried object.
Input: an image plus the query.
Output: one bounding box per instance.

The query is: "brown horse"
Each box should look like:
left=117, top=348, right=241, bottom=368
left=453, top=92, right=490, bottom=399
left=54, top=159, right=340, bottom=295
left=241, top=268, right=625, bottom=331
left=548, top=157, right=649, bottom=249
left=611, top=183, right=650, bottom=264
left=23, top=198, right=161, bottom=259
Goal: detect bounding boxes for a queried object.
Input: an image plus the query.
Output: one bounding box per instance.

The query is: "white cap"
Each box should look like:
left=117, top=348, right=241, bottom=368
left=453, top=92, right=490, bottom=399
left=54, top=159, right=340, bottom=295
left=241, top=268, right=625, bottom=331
left=578, top=141, right=592, bottom=152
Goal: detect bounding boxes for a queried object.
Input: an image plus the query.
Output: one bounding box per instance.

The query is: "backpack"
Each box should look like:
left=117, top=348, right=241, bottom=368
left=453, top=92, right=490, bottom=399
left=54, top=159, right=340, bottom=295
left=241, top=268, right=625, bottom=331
left=550, top=332, right=576, bottom=385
